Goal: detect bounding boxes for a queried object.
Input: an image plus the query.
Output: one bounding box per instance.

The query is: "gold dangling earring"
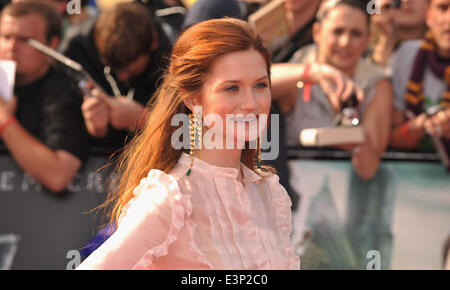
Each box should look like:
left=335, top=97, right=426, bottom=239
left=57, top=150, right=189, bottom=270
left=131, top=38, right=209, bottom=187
left=196, top=112, right=202, bottom=159
left=257, top=136, right=262, bottom=170
left=186, top=112, right=202, bottom=176
left=186, top=113, right=194, bottom=176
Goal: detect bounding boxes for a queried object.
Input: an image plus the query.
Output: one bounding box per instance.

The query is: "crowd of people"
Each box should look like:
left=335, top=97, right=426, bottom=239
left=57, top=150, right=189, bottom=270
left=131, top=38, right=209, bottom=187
left=0, top=0, right=449, bottom=269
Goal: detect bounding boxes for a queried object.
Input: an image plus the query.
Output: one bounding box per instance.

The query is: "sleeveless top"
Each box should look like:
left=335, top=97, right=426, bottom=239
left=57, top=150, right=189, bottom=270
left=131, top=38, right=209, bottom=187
left=285, top=44, right=389, bottom=146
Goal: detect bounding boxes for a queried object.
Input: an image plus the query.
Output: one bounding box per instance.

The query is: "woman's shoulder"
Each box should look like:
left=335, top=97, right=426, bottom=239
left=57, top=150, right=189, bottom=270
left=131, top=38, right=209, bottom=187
left=78, top=169, right=193, bottom=270
left=355, top=57, right=390, bottom=86
left=134, top=169, right=182, bottom=196
left=119, top=169, right=191, bottom=225
left=289, top=43, right=317, bottom=64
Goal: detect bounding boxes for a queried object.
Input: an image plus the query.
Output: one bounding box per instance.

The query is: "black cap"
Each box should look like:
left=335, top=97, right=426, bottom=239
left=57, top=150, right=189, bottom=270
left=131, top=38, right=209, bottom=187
left=183, top=0, right=244, bottom=29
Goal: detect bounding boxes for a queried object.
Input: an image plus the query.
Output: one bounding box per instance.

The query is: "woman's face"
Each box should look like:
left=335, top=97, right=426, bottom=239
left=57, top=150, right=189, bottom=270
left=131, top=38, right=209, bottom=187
left=193, top=49, right=271, bottom=147
left=314, top=5, right=370, bottom=76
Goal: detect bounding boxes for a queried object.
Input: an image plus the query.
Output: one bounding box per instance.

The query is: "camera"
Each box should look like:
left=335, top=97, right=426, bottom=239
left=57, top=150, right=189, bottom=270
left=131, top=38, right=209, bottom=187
left=333, top=94, right=360, bottom=127
left=384, top=0, right=402, bottom=10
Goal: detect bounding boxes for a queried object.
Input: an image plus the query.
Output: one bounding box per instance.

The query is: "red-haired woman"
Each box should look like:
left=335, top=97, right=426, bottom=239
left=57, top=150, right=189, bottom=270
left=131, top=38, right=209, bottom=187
left=77, top=18, right=300, bottom=270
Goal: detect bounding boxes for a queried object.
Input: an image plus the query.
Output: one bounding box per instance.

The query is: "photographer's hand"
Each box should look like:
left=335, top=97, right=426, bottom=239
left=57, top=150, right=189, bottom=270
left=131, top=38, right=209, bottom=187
left=424, top=108, right=450, bottom=139
left=81, top=88, right=110, bottom=138
left=310, top=63, right=364, bottom=112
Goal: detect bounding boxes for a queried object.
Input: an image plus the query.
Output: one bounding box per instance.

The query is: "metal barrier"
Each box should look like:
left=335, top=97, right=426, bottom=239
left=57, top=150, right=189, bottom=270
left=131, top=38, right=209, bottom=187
left=288, top=149, right=450, bottom=270
left=1, top=147, right=449, bottom=269
left=0, top=152, right=109, bottom=269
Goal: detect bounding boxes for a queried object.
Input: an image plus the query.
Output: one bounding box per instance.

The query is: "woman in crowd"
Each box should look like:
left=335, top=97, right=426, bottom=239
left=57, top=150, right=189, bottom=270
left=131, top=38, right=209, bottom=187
left=271, top=0, right=393, bottom=180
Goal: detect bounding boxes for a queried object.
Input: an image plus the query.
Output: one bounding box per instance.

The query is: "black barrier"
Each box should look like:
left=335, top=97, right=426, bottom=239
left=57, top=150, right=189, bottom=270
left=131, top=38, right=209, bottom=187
left=0, top=153, right=109, bottom=270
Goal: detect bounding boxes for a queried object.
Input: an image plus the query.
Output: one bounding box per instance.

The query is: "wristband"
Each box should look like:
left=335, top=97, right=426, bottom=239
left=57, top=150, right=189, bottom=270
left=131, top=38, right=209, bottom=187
left=400, top=122, right=416, bottom=143
left=0, top=116, right=17, bottom=135
left=301, top=63, right=312, bottom=102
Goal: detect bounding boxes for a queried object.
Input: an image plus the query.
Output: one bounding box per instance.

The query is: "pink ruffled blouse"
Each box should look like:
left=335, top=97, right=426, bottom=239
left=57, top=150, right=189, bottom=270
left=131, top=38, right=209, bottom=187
left=77, top=153, right=300, bottom=270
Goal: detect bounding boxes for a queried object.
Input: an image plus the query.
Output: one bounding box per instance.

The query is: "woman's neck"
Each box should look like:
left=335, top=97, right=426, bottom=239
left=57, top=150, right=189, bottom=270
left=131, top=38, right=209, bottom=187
left=197, top=148, right=244, bottom=181
left=198, top=148, right=242, bottom=170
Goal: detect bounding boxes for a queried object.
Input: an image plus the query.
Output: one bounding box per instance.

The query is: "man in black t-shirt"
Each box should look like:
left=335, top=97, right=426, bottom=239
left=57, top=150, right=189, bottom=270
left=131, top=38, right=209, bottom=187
left=0, top=1, right=88, bottom=193
left=64, top=2, right=171, bottom=153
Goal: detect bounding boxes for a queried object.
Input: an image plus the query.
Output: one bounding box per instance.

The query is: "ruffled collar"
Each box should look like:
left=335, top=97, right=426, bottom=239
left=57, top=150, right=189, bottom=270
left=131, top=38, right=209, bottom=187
left=178, top=153, right=263, bottom=184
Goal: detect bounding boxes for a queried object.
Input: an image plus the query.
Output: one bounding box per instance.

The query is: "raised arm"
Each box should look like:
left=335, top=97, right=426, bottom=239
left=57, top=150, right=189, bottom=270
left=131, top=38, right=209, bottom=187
left=351, top=79, right=393, bottom=180
left=271, top=62, right=363, bottom=113
left=0, top=120, right=82, bottom=192
left=0, top=89, right=87, bottom=193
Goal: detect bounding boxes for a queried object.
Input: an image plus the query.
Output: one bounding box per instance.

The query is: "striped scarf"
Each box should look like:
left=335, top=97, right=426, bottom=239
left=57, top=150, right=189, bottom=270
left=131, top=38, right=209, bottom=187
left=406, top=31, right=450, bottom=167
left=406, top=31, right=450, bottom=113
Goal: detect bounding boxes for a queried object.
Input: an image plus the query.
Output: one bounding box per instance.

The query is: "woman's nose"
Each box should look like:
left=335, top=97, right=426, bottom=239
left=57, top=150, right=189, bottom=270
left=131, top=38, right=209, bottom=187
left=241, top=89, right=258, bottom=110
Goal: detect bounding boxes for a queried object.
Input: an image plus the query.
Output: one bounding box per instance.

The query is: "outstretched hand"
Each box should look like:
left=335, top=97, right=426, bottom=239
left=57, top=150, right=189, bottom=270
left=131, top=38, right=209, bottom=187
left=424, top=108, right=450, bottom=139
left=310, top=63, right=364, bottom=112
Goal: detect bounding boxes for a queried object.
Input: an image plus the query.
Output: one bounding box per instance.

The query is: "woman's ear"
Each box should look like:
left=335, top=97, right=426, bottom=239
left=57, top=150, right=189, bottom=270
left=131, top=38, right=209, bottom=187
left=183, top=97, right=199, bottom=112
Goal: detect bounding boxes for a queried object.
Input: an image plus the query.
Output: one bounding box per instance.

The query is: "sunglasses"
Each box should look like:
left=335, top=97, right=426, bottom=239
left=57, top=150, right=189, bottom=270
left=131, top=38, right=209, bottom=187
left=382, top=0, right=402, bottom=10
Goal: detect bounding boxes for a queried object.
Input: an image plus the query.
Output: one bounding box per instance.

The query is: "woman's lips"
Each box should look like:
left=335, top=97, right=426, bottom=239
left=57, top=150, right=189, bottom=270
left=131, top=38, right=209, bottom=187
left=230, top=115, right=257, bottom=123
left=333, top=50, right=353, bottom=60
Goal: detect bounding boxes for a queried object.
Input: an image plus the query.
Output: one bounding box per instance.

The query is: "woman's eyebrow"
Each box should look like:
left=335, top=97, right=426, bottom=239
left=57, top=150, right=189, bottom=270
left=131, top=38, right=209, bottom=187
left=220, top=76, right=269, bottom=84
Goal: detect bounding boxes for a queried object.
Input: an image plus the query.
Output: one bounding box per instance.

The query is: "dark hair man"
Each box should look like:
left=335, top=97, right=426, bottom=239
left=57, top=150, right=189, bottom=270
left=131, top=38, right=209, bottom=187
left=0, top=0, right=89, bottom=192
left=65, top=2, right=172, bottom=152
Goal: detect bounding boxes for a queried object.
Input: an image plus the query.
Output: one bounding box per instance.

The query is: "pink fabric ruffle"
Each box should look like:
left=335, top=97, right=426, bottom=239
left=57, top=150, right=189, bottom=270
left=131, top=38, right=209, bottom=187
left=123, top=170, right=213, bottom=270
left=79, top=154, right=300, bottom=270
left=266, top=174, right=301, bottom=270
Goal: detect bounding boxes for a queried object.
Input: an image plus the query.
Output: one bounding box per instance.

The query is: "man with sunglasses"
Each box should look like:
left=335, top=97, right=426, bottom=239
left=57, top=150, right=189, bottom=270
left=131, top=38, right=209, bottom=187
left=370, top=0, right=427, bottom=65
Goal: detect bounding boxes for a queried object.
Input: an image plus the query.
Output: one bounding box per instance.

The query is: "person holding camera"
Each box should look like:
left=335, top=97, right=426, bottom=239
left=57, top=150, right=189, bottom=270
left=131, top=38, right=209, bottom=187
left=271, top=0, right=393, bottom=180
left=64, top=2, right=172, bottom=153
left=389, top=0, right=450, bottom=160
left=370, top=0, right=427, bottom=66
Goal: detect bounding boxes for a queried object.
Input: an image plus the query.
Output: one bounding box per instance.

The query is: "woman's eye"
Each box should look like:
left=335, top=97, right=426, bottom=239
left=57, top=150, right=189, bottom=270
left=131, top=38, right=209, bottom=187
left=256, top=82, right=268, bottom=89
left=351, top=30, right=363, bottom=38
left=333, top=28, right=344, bottom=36
left=226, top=85, right=238, bottom=92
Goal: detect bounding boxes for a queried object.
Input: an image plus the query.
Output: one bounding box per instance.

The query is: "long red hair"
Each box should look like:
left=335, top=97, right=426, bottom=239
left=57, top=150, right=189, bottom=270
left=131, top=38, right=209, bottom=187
left=102, top=18, right=273, bottom=226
